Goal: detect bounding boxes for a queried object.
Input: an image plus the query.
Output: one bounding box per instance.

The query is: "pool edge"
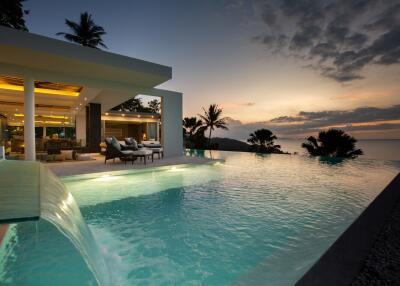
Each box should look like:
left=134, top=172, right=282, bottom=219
left=295, top=172, right=400, bottom=286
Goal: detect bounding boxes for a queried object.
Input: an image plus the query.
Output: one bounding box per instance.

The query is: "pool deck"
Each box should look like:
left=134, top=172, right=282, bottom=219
left=296, top=172, right=400, bottom=286
left=45, top=154, right=215, bottom=177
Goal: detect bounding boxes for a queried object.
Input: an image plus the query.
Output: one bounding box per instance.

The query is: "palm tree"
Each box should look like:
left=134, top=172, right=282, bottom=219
left=302, top=129, right=363, bottom=158
left=183, top=117, right=203, bottom=137
left=148, top=99, right=161, bottom=114
left=199, top=104, right=229, bottom=144
left=0, top=0, right=29, bottom=31
left=57, top=12, right=107, bottom=49
left=247, top=129, right=282, bottom=153
left=111, top=97, right=144, bottom=112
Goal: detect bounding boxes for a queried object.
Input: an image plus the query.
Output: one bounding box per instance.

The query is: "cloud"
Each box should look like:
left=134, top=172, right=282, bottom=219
left=270, top=105, right=400, bottom=125
left=244, top=0, right=400, bottom=82
left=220, top=102, right=256, bottom=109
left=213, top=104, right=400, bottom=139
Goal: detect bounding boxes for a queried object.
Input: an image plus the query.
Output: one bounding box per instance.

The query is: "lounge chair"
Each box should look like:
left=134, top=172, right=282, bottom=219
left=104, top=137, right=134, bottom=164
left=142, top=140, right=163, bottom=159
left=123, top=138, right=154, bottom=164
left=124, top=137, right=140, bottom=151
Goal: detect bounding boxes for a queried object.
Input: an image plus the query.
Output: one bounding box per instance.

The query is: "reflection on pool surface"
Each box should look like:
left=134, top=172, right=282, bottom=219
left=1, top=151, right=399, bottom=286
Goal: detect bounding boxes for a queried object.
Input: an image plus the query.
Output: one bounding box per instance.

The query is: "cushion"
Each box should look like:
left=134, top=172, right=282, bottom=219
left=124, top=137, right=133, bottom=145
left=125, top=138, right=139, bottom=150
left=61, top=150, right=74, bottom=160
left=46, top=154, right=55, bottom=162
left=132, top=149, right=152, bottom=156
left=76, top=153, right=92, bottom=161
left=121, top=150, right=134, bottom=155
left=143, top=143, right=162, bottom=148
left=111, top=138, right=121, bottom=151
left=54, top=154, right=65, bottom=161
left=142, top=140, right=160, bottom=145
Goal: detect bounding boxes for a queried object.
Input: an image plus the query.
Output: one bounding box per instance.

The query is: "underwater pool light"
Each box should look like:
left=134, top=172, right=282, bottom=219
left=95, top=174, right=118, bottom=182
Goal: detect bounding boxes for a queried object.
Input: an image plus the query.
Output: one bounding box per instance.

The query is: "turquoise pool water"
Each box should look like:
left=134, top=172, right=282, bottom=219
left=1, top=151, right=400, bottom=286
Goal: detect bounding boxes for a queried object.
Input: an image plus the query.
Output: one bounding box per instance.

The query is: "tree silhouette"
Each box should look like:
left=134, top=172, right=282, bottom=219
left=111, top=97, right=144, bottom=112
left=0, top=0, right=29, bottom=31
left=302, top=129, right=363, bottom=158
left=183, top=117, right=203, bottom=137
left=198, top=104, right=228, bottom=144
left=247, top=129, right=282, bottom=153
left=148, top=99, right=161, bottom=114
left=112, top=98, right=162, bottom=114
left=183, top=117, right=206, bottom=149
left=57, top=12, right=107, bottom=49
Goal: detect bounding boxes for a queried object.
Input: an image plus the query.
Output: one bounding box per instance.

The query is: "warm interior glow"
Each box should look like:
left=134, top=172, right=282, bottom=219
left=0, top=83, right=80, bottom=97
left=14, top=113, right=69, bottom=119
left=42, top=121, right=63, bottom=124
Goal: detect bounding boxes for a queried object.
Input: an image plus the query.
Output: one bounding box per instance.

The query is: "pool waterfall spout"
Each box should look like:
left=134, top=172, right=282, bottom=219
left=40, top=166, right=110, bottom=286
left=0, top=161, right=109, bottom=286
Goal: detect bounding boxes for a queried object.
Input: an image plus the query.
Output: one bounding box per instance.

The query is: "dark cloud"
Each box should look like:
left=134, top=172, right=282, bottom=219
left=271, top=105, right=400, bottom=126
left=290, top=25, right=322, bottom=50
left=365, top=3, right=400, bottom=31
left=248, top=0, right=400, bottom=82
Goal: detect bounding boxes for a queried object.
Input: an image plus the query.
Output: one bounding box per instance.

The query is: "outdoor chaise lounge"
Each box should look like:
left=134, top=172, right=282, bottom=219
left=123, top=138, right=154, bottom=164
left=104, top=137, right=134, bottom=164
left=105, top=137, right=153, bottom=165
left=141, top=140, right=164, bottom=159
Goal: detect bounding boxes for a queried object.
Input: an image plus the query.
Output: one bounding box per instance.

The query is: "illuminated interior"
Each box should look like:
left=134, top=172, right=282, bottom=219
left=0, top=75, right=82, bottom=97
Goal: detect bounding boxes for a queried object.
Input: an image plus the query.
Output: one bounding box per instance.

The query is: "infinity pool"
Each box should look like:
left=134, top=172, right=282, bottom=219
left=1, top=151, right=399, bottom=286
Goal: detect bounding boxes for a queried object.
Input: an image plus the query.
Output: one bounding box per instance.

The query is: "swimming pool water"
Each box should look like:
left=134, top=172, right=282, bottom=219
left=1, top=151, right=399, bottom=286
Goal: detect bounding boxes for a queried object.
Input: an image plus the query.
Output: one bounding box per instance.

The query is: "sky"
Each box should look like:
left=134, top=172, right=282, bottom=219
left=23, top=0, right=400, bottom=139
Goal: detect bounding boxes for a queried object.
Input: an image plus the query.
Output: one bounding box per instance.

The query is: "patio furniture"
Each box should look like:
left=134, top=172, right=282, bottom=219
left=104, top=137, right=134, bottom=164
left=141, top=140, right=163, bottom=159
left=76, top=153, right=92, bottom=161
left=0, top=146, right=5, bottom=160
left=132, top=149, right=153, bottom=165
left=150, top=147, right=163, bottom=159
left=124, top=137, right=139, bottom=151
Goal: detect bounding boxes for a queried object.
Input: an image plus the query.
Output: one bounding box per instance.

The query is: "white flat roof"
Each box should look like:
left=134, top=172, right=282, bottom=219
left=0, top=26, right=172, bottom=88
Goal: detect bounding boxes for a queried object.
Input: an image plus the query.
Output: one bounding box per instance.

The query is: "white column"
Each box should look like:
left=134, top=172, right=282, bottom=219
left=161, top=92, right=183, bottom=157
left=24, top=76, right=35, bottom=161
left=156, top=121, right=160, bottom=141
left=75, top=108, right=86, bottom=147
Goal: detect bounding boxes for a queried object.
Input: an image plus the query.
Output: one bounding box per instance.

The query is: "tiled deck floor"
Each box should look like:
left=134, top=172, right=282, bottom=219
left=45, top=154, right=213, bottom=177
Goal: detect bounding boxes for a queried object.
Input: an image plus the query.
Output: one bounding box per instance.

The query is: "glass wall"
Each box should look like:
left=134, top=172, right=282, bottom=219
left=46, top=127, right=75, bottom=139
left=147, top=122, right=158, bottom=141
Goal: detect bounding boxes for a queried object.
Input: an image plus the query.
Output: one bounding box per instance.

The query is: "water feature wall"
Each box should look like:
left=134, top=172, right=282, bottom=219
left=39, top=164, right=110, bottom=286
left=0, top=161, right=109, bottom=286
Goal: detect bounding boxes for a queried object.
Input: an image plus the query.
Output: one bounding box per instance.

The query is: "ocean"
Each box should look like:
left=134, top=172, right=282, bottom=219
left=275, top=139, right=400, bottom=161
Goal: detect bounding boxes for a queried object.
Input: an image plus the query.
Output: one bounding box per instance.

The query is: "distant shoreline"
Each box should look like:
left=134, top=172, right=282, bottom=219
left=204, top=137, right=400, bottom=161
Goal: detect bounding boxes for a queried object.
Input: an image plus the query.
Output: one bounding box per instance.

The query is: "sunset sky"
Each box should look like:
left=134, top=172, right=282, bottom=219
left=25, top=0, right=400, bottom=139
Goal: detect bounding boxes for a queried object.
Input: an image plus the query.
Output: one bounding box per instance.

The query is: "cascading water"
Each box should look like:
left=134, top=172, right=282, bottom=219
left=39, top=164, right=110, bottom=286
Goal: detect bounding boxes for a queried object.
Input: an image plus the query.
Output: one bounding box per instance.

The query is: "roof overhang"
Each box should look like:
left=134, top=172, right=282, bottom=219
left=0, top=26, right=175, bottom=124
left=0, top=26, right=172, bottom=88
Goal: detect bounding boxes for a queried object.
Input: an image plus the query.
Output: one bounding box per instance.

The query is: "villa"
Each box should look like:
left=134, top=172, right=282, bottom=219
left=0, top=25, right=182, bottom=161
left=0, top=16, right=400, bottom=286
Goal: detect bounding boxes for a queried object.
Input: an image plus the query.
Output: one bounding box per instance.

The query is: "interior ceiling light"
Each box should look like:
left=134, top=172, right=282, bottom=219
left=0, top=75, right=82, bottom=97
left=14, top=114, right=69, bottom=119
